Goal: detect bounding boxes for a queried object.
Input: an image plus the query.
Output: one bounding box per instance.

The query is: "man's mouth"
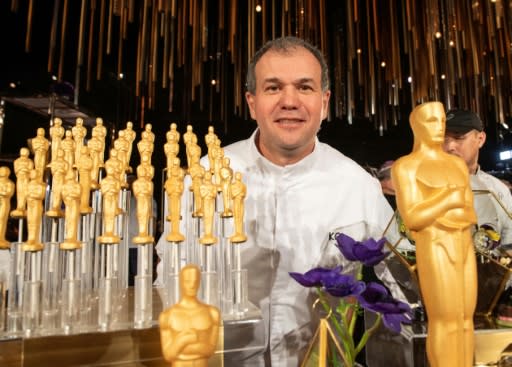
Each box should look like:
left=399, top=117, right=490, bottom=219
left=275, top=118, right=305, bottom=124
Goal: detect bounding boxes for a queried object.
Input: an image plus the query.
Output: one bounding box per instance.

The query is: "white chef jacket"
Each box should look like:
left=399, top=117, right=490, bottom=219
left=471, top=167, right=512, bottom=246
left=156, top=129, right=402, bottom=366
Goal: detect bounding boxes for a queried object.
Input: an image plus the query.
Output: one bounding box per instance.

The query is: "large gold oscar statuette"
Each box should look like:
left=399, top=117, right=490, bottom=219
left=159, top=264, right=221, bottom=367
left=60, top=170, right=82, bottom=250
left=0, top=166, right=15, bottom=248
left=23, top=170, right=46, bottom=252
left=392, top=101, right=477, bottom=367
left=229, top=172, right=247, bottom=243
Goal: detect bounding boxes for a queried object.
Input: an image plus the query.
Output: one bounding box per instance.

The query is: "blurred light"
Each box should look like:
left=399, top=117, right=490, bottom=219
left=449, top=40, right=455, bottom=47
left=211, top=79, right=217, bottom=85
left=255, top=5, right=262, bottom=12
left=119, top=73, right=124, bottom=79
left=441, top=74, right=446, bottom=79
left=356, top=48, right=362, bottom=54
left=499, top=150, right=512, bottom=161
left=407, top=76, right=412, bottom=83
left=380, top=61, right=386, bottom=67
left=52, top=75, right=57, bottom=81
left=435, top=31, right=442, bottom=38
left=9, top=82, right=16, bottom=89
left=502, top=121, right=509, bottom=129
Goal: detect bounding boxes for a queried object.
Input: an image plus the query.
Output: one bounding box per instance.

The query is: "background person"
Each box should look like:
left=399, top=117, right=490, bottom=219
left=443, top=109, right=512, bottom=250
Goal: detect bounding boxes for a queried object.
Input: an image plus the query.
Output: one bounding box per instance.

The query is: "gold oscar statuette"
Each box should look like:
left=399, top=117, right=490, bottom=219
left=159, top=264, right=220, bottom=367
left=392, top=101, right=477, bottom=367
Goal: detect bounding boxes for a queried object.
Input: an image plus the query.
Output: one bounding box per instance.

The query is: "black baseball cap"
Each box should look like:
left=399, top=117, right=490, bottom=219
left=445, top=109, right=484, bottom=134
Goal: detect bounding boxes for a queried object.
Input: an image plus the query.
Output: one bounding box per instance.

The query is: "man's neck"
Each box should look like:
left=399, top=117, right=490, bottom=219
left=469, top=163, right=479, bottom=175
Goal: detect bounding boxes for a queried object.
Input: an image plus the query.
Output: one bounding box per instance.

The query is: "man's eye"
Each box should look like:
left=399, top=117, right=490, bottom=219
left=299, top=85, right=313, bottom=91
left=265, top=85, right=279, bottom=92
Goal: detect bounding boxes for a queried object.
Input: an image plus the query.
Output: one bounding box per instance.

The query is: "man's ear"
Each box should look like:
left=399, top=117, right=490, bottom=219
left=478, top=131, right=486, bottom=148
left=321, top=90, right=331, bottom=120
left=245, top=92, right=257, bottom=120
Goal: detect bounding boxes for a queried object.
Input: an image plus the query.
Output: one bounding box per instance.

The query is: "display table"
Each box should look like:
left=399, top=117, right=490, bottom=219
left=0, top=288, right=266, bottom=367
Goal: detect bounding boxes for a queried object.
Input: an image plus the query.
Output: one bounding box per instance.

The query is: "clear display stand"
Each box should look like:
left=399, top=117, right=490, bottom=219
left=79, top=214, right=95, bottom=328
left=6, top=239, right=25, bottom=335
left=134, top=243, right=153, bottom=329
left=22, top=251, right=42, bottom=337
left=97, top=244, right=119, bottom=331
left=41, top=240, right=61, bottom=333
left=61, top=249, right=82, bottom=334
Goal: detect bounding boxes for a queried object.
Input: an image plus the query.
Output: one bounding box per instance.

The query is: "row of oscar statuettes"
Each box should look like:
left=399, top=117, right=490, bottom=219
left=0, top=118, right=249, bottom=280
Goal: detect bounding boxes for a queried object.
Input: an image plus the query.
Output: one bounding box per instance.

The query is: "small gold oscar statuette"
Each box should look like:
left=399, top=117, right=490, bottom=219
left=159, top=264, right=221, bottom=367
left=0, top=167, right=15, bottom=249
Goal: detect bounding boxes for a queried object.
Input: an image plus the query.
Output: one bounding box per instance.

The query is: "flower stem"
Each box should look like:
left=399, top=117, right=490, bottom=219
left=354, top=313, right=381, bottom=356
left=317, top=289, right=355, bottom=365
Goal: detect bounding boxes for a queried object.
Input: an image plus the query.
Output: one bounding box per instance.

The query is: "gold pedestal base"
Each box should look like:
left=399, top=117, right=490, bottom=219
left=97, top=234, right=121, bottom=244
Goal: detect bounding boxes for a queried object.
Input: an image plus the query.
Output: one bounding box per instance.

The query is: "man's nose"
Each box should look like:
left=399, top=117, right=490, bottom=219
left=280, top=87, right=299, bottom=108
left=443, top=138, right=456, bottom=152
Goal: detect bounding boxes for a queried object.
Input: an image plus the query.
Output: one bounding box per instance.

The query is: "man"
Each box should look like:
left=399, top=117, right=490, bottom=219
left=156, top=36, right=402, bottom=366
left=443, top=109, right=512, bottom=248
left=222, top=36, right=401, bottom=365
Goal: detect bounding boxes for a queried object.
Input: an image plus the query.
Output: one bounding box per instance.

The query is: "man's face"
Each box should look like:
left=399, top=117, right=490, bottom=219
left=245, top=47, right=330, bottom=165
left=443, top=130, right=486, bottom=172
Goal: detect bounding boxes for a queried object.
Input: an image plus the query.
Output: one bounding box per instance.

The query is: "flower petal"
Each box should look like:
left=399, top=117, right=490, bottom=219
left=335, top=234, right=390, bottom=266
left=289, top=267, right=340, bottom=288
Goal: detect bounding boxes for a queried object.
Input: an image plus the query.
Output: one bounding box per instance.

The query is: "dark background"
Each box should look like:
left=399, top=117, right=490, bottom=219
left=0, top=0, right=506, bottom=191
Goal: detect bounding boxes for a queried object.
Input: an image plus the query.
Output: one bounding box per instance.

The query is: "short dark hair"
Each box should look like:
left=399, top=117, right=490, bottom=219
left=245, top=36, right=330, bottom=94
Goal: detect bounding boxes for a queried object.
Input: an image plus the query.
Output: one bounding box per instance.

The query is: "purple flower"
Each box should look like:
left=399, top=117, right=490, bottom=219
left=289, top=266, right=343, bottom=288
left=358, top=282, right=412, bottom=333
left=335, top=233, right=390, bottom=266
left=322, top=272, right=366, bottom=298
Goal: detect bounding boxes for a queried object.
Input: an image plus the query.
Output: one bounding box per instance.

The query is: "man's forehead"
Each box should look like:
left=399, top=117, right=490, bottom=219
left=445, top=130, right=474, bottom=138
